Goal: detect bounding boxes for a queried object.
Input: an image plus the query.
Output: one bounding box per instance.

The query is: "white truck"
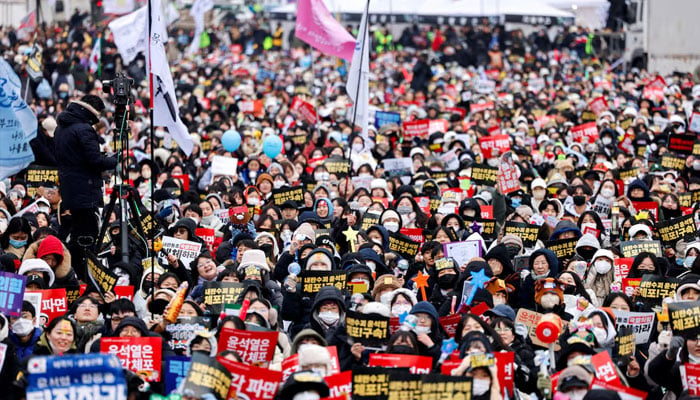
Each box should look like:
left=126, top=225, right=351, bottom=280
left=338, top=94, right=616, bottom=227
left=624, top=0, right=700, bottom=74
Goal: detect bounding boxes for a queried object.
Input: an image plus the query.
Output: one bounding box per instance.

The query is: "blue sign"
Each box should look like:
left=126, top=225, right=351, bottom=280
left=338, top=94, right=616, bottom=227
left=0, top=272, right=25, bottom=317
left=26, top=353, right=127, bottom=400
left=374, top=111, right=401, bottom=129
left=164, top=355, right=191, bottom=394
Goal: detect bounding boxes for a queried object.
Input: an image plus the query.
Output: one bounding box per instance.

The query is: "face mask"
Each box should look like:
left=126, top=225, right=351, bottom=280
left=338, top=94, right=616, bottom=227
left=385, top=222, right=399, bottom=233
left=390, top=345, right=415, bottom=355
left=532, top=189, right=546, bottom=200
left=293, top=391, right=321, bottom=400
left=567, top=389, right=589, bottom=400
left=142, top=280, right=155, bottom=294
left=573, top=195, right=586, bottom=206
left=248, top=198, right=260, bottom=206
left=396, top=206, right=412, bottom=215
left=149, top=298, right=169, bottom=315
left=506, top=246, right=521, bottom=258
left=249, top=171, right=258, bottom=179
left=352, top=278, right=371, bottom=288
left=600, top=188, right=615, bottom=199
left=437, top=274, right=456, bottom=290
left=510, top=197, right=521, bottom=208
left=274, top=181, right=285, bottom=189
left=472, top=378, right=491, bottom=396
left=38, top=206, right=50, bottom=214
left=0, top=220, right=7, bottom=233
left=540, top=293, right=560, bottom=309
left=601, top=137, right=612, bottom=145
left=392, top=304, right=412, bottom=317
left=492, top=296, right=506, bottom=306
left=315, top=172, right=329, bottom=181
left=414, top=325, right=431, bottom=335
left=593, top=326, right=607, bottom=346
left=487, top=158, right=499, bottom=167
left=281, top=230, right=293, bottom=243
left=12, top=318, right=33, bottom=336
left=594, top=260, right=612, bottom=274
left=318, top=311, right=339, bottom=325
left=685, top=256, right=696, bottom=269
left=352, top=143, right=363, bottom=152
left=563, top=284, right=577, bottom=295
left=9, top=239, right=27, bottom=249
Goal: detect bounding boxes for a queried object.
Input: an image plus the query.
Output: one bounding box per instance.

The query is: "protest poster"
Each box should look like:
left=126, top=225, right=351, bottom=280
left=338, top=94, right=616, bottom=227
left=400, top=227, right=425, bottom=243
left=590, top=378, right=648, bottom=400
left=593, top=195, right=612, bottom=218
left=588, top=96, right=608, bottom=115
left=28, top=288, right=67, bottom=324
left=281, top=346, right=341, bottom=381
left=495, top=351, right=515, bottom=396
left=389, top=232, right=421, bottom=259
left=325, top=370, right=352, bottom=399
left=101, top=336, right=162, bottom=382
left=616, top=326, right=635, bottom=359
left=218, top=327, right=278, bottom=365
left=369, top=353, right=433, bottom=374
left=620, top=240, right=662, bottom=258
left=691, top=112, right=700, bottom=133
left=591, top=351, right=622, bottom=385
left=613, top=310, right=655, bottom=345
left=421, top=374, right=472, bottom=398
left=440, top=149, right=460, bottom=171
left=661, top=154, right=686, bottom=171
left=159, top=236, right=203, bottom=268
left=497, top=153, right=520, bottom=194
left=474, top=219, right=497, bottom=240
left=402, top=119, right=430, bottom=138
left=668, top=301, right=700, bottom=337
left=571, top=122, right=599, bottom=143
left=475, top=79, right=496, bottom=94
left=618, top=167, right=639, bottom=182
left=272, top=186, right=304, bottom=206
left=681, top=363, right=700, bottom=396
left=631, top=201, right=658, bottom=221
left=383, top=158, right=413, bottom=177
left=210, top=156, right=238, bottom=180
left=0, top=272, right=25, bottom=317
left=213, top=208, right=230, bottom=225
left=679, top=190, right=700, bottom=208
left=516, top=308, right=567, bottom=350
left=614, top=258, right=634, bottom=282
left=26, top=353, right=127, bottom=400
left=290, top=96, right=317, bottom=124
left=388, top=371, right=422, bottom=400
left=581, top=110, right=598, bottom=122
left=217, top=356, right=282, bottom=400
left=300, top=270, right=347, bottom=297
left=504, top=221, right=540, bottom=248
left=346, top=310, right=390, bottom=348
left=657, top=215, right=697, bottom=246
left=443, top=240, right=482, bottom=270
left=202, top=282, right=244, bottom=314
left=429, top=119, right=449, bottom=135
left=360, top=213, right=380, bottom=230
left=439, top=313, right=462, bottom=338
left=324, top=157, right=352, bottom=176
left=129, top=212, right=164, bottom=244
left=352, top=366, right=395, bottom=400
left=470, top=164, right=498, bottom=186
left=622, top=278, right=642, bottom=297
left=375, top=111, right=402, bottom=129
left=479, top=134, right=510, bottom=159
left=25, top=165, right=59, bottom=197
left=545, top=237, right=578, bottom=261
left=669, top=134, right=697, bottom=155
left=181, top=353, right=232, bottom=400
left=86, top=252, right=118, bottom=298
left=470, top=101, right=495, bottom=114
left=351, top=174, right=373, bottom=190
left=164, top=356, right=191, bottom=394
left=165, top=316, right=212, bottom=351
left=639, top=275, right=679, bottom=306
left=195, top=227, right=216, bottom=253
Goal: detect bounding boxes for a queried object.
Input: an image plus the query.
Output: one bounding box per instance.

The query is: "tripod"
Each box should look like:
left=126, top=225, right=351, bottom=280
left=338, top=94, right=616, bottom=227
left=96, top=184, right=148, bottom=263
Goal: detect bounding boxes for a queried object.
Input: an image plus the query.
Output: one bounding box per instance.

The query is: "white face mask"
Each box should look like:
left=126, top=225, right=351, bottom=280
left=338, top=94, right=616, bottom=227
left=600, top=188, right=615, bottom=198
left=292, top=391, right=321, bottom=400
left=601, top=137, right=612, bottom=145
left=12, top=318, right=33, bottom=336
left=366, top=261, right=376, bottom=272
left=0, top=219, right=7, bottom=233
left=593, top=326, right=608, bottom=346
left=594, top=260, right=612, bottom=274
left=492, top=297, right=506, bottom=306
left=318, top=311, right=339, bottom=325
left=391, top=304, right=412, bottom=317
left=567, top=389, right=589, bottom=400
left=540, top=293, right=560, bottom=309
left=273, top=180, right=285, bottom=189
left=472, top=378, right=491, bottom=396
left=414, top=325, right=431, bottom=335
left=385, top=222, right=399, bottom=233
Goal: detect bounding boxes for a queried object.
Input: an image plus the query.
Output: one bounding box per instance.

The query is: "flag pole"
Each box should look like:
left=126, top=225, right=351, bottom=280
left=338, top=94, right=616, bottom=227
left=147, top=0, right=155, bottom=321
left=344, top=0, right=370, bottom=197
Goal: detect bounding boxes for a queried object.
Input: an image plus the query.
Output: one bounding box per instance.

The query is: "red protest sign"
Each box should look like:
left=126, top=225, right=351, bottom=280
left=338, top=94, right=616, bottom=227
left=195, top=227, right=216, bottom=253
left=441, top=359, right=462, bottom=375
left=368, top=353, right=432, bottom=374
left=470, top=102, right=495, bottom=114
left=325, top=371, right=352, bottom=399
left=643, top=85, right=665, bottom=102
left=480, top=205, right=493, bottom=219
left=171, top=174, right=190, bottom=191
left=400, top=228, right=424, bottom=243
left=582, top=225, right=600, bottom=238
left=571, top=122, right=599, bottom=143
left=588, top=96, right=609, bottom=116
left=479, top=135, right=510, bottom=159
left=445, top=107, right=466, bottom=119
left=291, top=97, right=318, bottom=124
left=622, top=278, right=641, bottom=297
left=591, top=351, right=621, bottom=385
left=101, top=337, right=162, bottom=382
left=403, top=120, right=430, bottom=138
left=281, top=346, right=340, bottom=381
left=239, top=99, right=264, bottom=117
left=495, top=352, right=515, bottom=395
left=29, top=288, right=67, bottom=324
left=217, top=356, right=282, bottom=400
left=590, top=378, right=647, bottom=399
left=114, top=285, right=134, bottom=301
left=218, top=328, right=278, bottom=365
left=429, top=119, right=449, bottom=134
left=682, top=363, right=700, bottom=395
left=614, top=258, right=634, bottom=282
left=632, top=201, right=659, bottom=221
left=497, top=155, right=521, bottom=194
left=389, top=317, right=401, bottom=335
left=439, top=314, right=462, bottom=338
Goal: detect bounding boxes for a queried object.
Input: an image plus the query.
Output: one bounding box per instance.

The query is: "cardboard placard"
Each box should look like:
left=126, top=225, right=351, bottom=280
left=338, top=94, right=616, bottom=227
left=478, top=134, right=510, bottom=159
left=389, top=232, right=421, bottom=259
left=439, top=313, right=462, bottom=338
left=353, top=366, right=394, bottom=400
left=217, top=356, right=282, bottom=400
left=299, top=270, right=347, bottom=297
left=388, top=371, right=422, bottom=400
left=613, top=258, right=634, bottom=282
left=360, top=213, right=381, bottom=230
left=210, top=155, right=238, bottom=178
left=620, top=240, right=662, bottom=258
left=159, top=236, right=203, bottom=268
left=470, top=165, right=498, bottom=186
left=25, top=165, right=59, bottom=197
left=591, top=351, right=621, bottom=385
left=325, top=370, right=353, bottom=399
left=681, top=363, right=700, bottom=396
left=403, top=119, right=430, bottom=138
left=631, top=201, right=658, bottom=221
left=86, top=252, right=118, bottom=298
left=669, top=134, right=697, bottom=155
left=0, top=272, right=25, bottom=317
left=443, top=240, right=482, bottom=270
left=375, top=111, right=402, bottom=129
left=346, top=310, right=390, bottom=348
left=657, top=215, right=697, bottom=246
left=271, top=186, right=304, bottom=206
left=669, top=301, right=700, bottom=337
left=613, top=310, right=655, bottom=345
left=323, top=157, right=352, bottom=176
left=571, top=122, right=599, bottom=143
left=504, top=221, right=540, bottom=248
left=165, top=316, right=212, bottom=351
left=181, top=353, right=232, bottom=400
left=420, top=374, right=472, bottom=398
left=638, top=275, right=679, bottom=306
left=218, top=328, right=278, bottom=365
left=661, top=154, right=686, bottom=171
left=102, top=336, right=162, bottom=382
left=545, top=237, right=578, bottom=261
left=369, top=353, right=433, bottom=374
left=202, top=282, right=244, bottom=314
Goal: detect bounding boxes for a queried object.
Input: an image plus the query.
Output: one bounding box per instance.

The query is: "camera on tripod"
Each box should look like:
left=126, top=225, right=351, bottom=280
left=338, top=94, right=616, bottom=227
left=102, top=73, right=134, bottom=105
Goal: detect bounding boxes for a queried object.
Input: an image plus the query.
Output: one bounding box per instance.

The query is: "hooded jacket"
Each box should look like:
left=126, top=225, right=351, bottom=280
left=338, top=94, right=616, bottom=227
left=550, top=220, right=582, bottom=241
left=366, top=225, right=390, bottom=252
left=521, top=248, right=560, bottom=310
left=409, top=301, right=444, bottom=364
left=484, top=244, right=515, bottom=279
left=23, top=235, right=78, bottom=288
left=307, top=286, right=346, bottom=340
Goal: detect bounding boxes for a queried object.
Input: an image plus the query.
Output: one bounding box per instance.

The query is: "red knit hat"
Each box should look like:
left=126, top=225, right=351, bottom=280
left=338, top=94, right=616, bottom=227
left=37, top=235, right=64, bottom=265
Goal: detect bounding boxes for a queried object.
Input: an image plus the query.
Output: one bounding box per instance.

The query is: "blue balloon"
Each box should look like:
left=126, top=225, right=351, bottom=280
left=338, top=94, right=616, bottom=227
left=262, top=135, right=282, bottom=159
left=221, top=130, right=241, bottom=152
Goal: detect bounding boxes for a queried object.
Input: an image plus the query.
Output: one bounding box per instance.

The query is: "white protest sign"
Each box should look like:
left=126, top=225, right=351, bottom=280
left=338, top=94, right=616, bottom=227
left=613, top=310, right=655, bottom=345
left=213, top=208, right=229, bottom=225
left=440, top=149, right=460, bottom=171
left=351, top=175, right=373, bottom=190
left=443, top=240, right=482, bottom=269
left=210, top=155, right=238, bottom=181
left=15, top=198, right=48, bottom=217
left=159, top=236, right=202, bottom=269
left=690, top=112, right=700, bottom=133
left=383, top=158, right=413, bottom=177
left=593, top=196, right=612, bottom=218
left=476, top=79, right=496, bottom=94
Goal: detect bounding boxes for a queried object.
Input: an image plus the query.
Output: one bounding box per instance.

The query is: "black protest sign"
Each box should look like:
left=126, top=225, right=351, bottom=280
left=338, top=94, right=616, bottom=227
left=661, top=154, right=686, bottom=171
left=271, top=186, right=304, bottom=206
left=86, top=251, right=118, bottom=298
left=388, top=372, right=422, bottom=400
left=324, top=157, right=352, bottom=176
left=429, top=198, right=441, bottom=213
left=694, top=140, right=700, bottom=156
left=639, top=274, right=679, bottom=306
left=668, top=301, right=700, bottom=338
left=289, top=134, right=308, bottom=146
left=202, top=282, right=245, bottom=314
left=25, top=165, right=59, bottom=197
left=657, top=215, right=697, bottom=246
left=352, top=366, right=397, bottom=400
left=389, top=232, right=421, bottom=259
left=166, top=316, right=213, bottom=351
left=615, top=326, right=635, bottom=358
left=620, top=240, right=662, bottom=258
left=581, top=110, right=597, bottom=122
left=361, top=213, right=380, bottom=230
left=300, top=270, right=347, bottom=297
left=65, top=285, right=81, bottom=306
left=679, top=190, right=700, bottom=208
left=181, top=353, right=232, bottom=400
left=669, top=134, right=697, bottom=155
left=129, top=212, right=164, bottom=242
left=421, top=374, right=472, bottom=399
left=470, top=165, right=498, bottom=186
left=476, top=219, right=497, bottom=240
left=546, top=238, right=578, bottom=261
left=346, top=310, right=390, bottom=348
left=504, top=221, right=540, bottom=248
left=618, top=167, right=639, bottom=181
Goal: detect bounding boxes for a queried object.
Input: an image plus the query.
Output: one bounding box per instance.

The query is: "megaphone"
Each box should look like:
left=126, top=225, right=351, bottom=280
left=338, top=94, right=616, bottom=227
left=535, top=313, right=563, bottom=344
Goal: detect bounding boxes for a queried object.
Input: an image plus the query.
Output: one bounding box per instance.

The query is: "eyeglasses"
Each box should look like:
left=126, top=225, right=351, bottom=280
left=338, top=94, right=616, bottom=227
left=78, top=303, right=98, bottom=309
left=494, top=327, right=513, bottom=333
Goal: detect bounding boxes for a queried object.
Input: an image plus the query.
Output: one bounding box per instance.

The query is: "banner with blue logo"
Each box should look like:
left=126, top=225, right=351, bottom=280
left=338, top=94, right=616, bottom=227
left=0, top=58, right=37, bottom=180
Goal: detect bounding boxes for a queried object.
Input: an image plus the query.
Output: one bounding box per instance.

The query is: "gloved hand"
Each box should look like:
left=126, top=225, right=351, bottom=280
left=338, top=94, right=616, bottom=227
left=666, top=336, right=685, bottom=360
left=284, top=274, right=297, bottom=293
left=514, top=322, right=529, bottom=340
left=658, top=330, right=672, bottom=347
left=536, top=371, right=552, bottom=399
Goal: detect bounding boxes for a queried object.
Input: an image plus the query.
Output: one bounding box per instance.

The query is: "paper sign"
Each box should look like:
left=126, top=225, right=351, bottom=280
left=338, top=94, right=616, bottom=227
left=639, top=275, right=679, bottom=306
left=218, top=328, right=278, bottom=365
left=668, top=301, right=700, bottom=337
left=614, top=258, right=634, bottom=282
left=86, top=252, right=118, bottom=298
left=620, top=240, right=662, bottom=258
left=504, top=221, right=539, bottom=248
left=325, top=370, right=352, bottom=399
left=272, top=186, right=304, bottom=206
left=159, top=236, right=203, bottom=268
left=369, top=353, right=432, bottom=374
left=102, top=337, right=162, bottom=382
left=591, top=351, right=621, bottom=385
left=479, top=134, right=510, bottom=159
left=682, top=363, right=700, bottom=395
left=439, top=313, right=462, bottom=338
left=420, top=374, right=472, bottom=398
left=383, top=158, right=413, bottom=177
left=217, top=356, right=281, bottom=400
left=164, top=356, right=191, bottom=394
left=0, top=272, right=25, bottom=317
left=571, top=122, right=599, bottom=143
left=25, top=165, right=59, bottom=198
left=622, top=278, right=642, bottom=297
left=210, top=155, right=238, bottom=178
left=299, top=270, right=347, bottom=297
left=590, top=377, right=648, bottom=400
left=403, top=120, right=430, bottom=138
left=291, top=97, right=317, bottom=124
left=165, top=316, right=212, bottom=351
left=202, top=282, right=244, bottom=314
left=375, top=111, right=401, bottom=129
left=497, top=154, right=520, bottom=194
left=470, top=165, right=498, bottom=186
left=443, top=240, right=482, bottom=270
left=352, top=366, right=393, bottom=400
left=346, top=310, right=390, bottom=348
left=195, top=228, right=215, bottom=253
left=388, top=232, right=420, bottom=259
left=613, top=310, right=655, bottom=345
left=657, top=215, right=697, bottom=246
left=515, top=308, right=566, bottom=350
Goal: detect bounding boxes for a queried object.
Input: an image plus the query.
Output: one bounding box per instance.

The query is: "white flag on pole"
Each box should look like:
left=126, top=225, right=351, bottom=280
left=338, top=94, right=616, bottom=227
left=187, top=0, right=214, bottom=56
left=346, top=0, right=370, bottom=138
left=89, top=36, right=101, bottom=74
left=148, top=0, right=194, bottom=155
left=108, top=6, right=147, bottom=65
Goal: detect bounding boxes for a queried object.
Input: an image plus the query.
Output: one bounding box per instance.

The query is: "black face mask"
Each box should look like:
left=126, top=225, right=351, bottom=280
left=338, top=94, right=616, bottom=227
left=573, top=195, right=586, bottom=206
left=438, top=274, right=457, bottom=290
left=563, top=284, right=577, bottom=295
left=506, top=246, right=521, bottom=259
left=390, top=345, right=416, bottom=355
left=142, top=280, right=155, bottom=294
left=578, top=247, right=597, bottom=260
left=148, top=298, right=169, bottom=315
left=260, top=243, right=274, bottom=258
left=661, top=206, right=681, bottom=220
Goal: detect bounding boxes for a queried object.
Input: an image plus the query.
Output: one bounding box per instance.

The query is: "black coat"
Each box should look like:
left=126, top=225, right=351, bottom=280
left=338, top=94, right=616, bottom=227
left=54, top=102, right=117, bottom=210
